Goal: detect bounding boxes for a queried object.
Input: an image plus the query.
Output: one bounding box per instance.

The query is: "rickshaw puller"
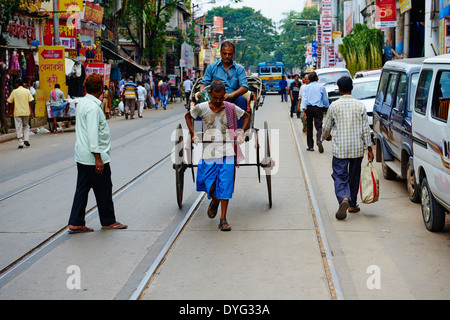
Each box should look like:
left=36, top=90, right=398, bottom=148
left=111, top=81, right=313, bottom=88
left=185, top=80, right=250, bottom=231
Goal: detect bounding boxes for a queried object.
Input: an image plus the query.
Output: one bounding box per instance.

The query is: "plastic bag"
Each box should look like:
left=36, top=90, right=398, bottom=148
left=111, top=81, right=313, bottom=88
left=360, top=162, right=380, bottom=204
left=118, top=101, right=124, bottom=112
left=198, top=85, right=211, bottom=103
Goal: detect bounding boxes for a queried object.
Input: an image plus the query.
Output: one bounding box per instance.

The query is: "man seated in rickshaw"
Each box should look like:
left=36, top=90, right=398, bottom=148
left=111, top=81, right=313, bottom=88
left=199, top=41, right=249, bottom=129
left=185, top=80, right=250, bottom=231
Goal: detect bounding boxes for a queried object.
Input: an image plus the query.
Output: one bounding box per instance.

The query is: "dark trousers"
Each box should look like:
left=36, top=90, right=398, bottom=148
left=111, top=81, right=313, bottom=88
left=227, top=95, right=248, bottom=129
left=306, top=106, right=324, bottom=149
left=69, top=162, right=117, bottom=227
left=280, top=88, right=287, bottom=101
left=332, top=156, right=363, bottom=207
left=290, top=96, right=300, bottom=118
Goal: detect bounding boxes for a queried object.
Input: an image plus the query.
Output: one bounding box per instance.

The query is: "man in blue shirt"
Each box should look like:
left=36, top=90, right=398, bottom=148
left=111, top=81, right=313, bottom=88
left=200, top=41, right=249, bottom=128
left=300, top=71, right=329, bottom=153
left=279, top=75, right=288, bottom=102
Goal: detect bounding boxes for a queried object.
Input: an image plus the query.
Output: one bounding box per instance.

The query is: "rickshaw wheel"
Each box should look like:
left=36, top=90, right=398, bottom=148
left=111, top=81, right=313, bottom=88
left=264, top=121, right=272, bottom=208
left=175, top=124, right=185, bottom=208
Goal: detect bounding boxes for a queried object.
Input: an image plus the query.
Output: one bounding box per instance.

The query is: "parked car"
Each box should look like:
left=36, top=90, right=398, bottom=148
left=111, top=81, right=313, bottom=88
left=351, top=75, right=381, bottom=127
left=353, top=69, right=382, bottom=79
left=412, top=54, right=450, bottom=232
left=372, top=57, right=425, bottom=203
left=316, top=67, right=351, bottom=104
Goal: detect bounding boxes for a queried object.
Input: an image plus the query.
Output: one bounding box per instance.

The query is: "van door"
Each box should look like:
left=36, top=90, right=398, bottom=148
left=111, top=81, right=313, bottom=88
left=389, top=73, right=408, bottom=159
left=430, top=70, right=450, bottom=203
left=383, top=72, right=399, bottom=157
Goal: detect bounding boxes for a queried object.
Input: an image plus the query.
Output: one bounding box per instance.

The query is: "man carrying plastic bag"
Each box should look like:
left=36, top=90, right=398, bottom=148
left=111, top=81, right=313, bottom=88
left=321, top=76, right=374, bottom=220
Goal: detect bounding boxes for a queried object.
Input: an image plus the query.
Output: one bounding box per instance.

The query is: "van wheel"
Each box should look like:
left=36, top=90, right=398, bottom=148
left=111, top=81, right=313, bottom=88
left=420, top=177, right=446, bottom=232
left=407, top=163, right=420, bottom=203
left=381, top=150, right=396, bottom=180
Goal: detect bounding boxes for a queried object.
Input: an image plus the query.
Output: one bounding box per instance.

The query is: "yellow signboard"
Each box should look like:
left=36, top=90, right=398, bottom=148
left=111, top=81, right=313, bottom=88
left=37, top=46, right=67, bottom=117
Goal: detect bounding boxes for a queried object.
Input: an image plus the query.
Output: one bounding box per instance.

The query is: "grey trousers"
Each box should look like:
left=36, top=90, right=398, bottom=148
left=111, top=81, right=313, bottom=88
left=14, top=116, right=30, bottom=146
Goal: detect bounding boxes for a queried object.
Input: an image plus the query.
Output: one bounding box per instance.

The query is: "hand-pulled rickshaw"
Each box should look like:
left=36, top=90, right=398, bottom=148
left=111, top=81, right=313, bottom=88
left=173, top=76, right=274, bottom=209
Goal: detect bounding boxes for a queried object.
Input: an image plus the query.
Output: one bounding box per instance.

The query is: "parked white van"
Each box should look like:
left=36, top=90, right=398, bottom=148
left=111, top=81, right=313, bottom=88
left=412, top=54, right=450, bottom=232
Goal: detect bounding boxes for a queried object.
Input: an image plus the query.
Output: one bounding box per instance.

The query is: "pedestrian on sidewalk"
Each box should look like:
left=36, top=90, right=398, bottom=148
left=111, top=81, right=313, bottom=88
left=183, top=76, right=193, bottom=108
left=121, top=76, right=138, bottom=119
left=300, top=71, right=329, bottom=153
left=137, top=81, right=147, bottom=118
left=68, top=73, right=127, bottom=233
left=102, top=85, right=112, bottom=119
left=279, top=75, right=288, bottom=102
left=321, top=76, right=374, bottom=220
left=7, top=78, right=34, bottom=148
left=184, top=80, right=250, bottom=231
left=160, top=78, right=170, bottom=110
left=298, top=74, right=310, bottom=133
left=289, top=74, right=302, bottom=118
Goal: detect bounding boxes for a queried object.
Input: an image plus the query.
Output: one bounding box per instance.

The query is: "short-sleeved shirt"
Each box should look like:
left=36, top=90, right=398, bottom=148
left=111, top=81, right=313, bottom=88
left=49, top=88, right=66, bottom=107
left=123, top=81, right=137, bottom=99
left=183, top=79, right=193, bottom=92
left=201, top=59, right=249, bottom=94
left=190, top=102, right=245, bottom=160
left=290, top=81, right=302, bottom=98
left=7, top=86, right=34, bottom=117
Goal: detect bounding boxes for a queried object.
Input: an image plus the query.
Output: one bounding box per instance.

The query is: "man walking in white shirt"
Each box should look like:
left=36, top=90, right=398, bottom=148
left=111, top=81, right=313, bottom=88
left=137, top=81, right=147, bottom=118
left=322, top=76, right=373, bottom=220
left=183, top=77, right=193, bottom=108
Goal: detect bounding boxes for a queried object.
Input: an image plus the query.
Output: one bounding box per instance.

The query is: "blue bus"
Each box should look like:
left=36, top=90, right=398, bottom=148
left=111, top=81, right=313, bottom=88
left=258, top=62, right=285, bottom=93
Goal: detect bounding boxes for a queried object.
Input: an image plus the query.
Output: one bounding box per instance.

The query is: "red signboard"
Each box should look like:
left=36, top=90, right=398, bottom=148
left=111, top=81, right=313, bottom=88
left=84, top=2, right=104, bottom=24
left=40, top=49, right=64, bottom=59
left=375, top=0, right=397, bottom=28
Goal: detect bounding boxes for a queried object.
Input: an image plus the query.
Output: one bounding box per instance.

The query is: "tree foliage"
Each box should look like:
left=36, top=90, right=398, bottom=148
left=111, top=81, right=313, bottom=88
left=206, top=5, right=277, bottom=72
left=275, top=5, right=319, bottom=74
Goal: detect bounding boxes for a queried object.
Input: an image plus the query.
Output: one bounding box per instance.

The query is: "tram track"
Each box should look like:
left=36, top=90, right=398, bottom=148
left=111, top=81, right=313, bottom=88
left=0, top=152, right=172, bottom=280
left=284, top=101, right=345, bottom=300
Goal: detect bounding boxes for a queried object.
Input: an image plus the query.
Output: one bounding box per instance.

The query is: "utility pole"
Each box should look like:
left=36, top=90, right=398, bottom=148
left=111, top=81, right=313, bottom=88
left=53, top=0, right=61, bottom=45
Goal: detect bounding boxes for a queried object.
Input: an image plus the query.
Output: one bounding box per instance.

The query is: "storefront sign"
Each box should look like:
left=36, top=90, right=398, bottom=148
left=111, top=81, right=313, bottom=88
left=85, top=63, right=111, bottom=87
left=375, top=0, right=397, bottom=28
left=37, top=46, right=67, bottom=116
left=84, top=2, right=104, bottom=24
left=44, top=20, right=77, bottom=50
left=399, top=0, right=412, bottom=14
left=213, top=16, right=223, bottom=34
left=6, top=18, right=37, bottom=45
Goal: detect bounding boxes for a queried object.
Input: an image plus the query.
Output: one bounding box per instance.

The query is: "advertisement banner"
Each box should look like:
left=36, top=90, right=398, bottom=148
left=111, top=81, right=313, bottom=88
left=440, top=0, right=450, bottom=19
left=37, top=46, right=67, bottom=116
left=85, top=63, right=111, bottom=87
left=399, top=0, right=411, bottom=14
left=84, top=1, right=104, bottom=24
left=44, top=20, right=77, bottom=50
left=213, top=16, right=223, bottom=34
left=375, top=0, right=397, bottom=28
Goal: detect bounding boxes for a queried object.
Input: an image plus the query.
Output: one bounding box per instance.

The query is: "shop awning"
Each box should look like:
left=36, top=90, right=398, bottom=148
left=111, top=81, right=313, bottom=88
left=101, top=45, right=150, bottom=72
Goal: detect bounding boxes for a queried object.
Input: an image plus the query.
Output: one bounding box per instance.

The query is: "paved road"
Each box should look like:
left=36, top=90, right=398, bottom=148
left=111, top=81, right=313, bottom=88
left=0, top=95, right=449, bottom=300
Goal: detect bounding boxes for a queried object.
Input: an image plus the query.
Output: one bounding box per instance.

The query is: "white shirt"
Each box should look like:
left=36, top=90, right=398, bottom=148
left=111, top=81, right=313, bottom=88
left=183, top=79, right=193, bottom=92
left=190, top=102, right=245, bottom=160
left=137, top=85, right=147, bottom=101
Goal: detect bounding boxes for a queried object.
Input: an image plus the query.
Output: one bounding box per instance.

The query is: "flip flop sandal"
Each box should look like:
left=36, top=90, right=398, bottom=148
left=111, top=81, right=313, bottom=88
left=207, top=200, right=219, bottom=219
left=335, top=200, right=349, bottom=220
left=102, top=222, right=128, bottom=229
left=218, top=219, right=231, bottom=231
left=68, top=226, right=94, bottom=234
left=348, top=206, right=360, bottom=213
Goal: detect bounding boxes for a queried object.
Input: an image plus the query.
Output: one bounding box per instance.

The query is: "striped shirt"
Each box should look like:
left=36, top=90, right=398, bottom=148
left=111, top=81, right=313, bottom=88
left=123, top=81, right=138, bottom=99
left=321, top=95, right=372, bottom=159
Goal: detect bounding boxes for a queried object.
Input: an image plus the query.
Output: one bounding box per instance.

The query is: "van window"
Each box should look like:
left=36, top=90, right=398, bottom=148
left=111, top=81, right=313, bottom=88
left=384, top=73, right=398, bottom=106
left=415, top=69, right=433, bottom=115
left=408, top=73, right=419, bottom=112
left=395, top=74, right=407, bottom=112
left=376, top=71, right=390, bottom=103
left=432, top=70, right=450, bottom=122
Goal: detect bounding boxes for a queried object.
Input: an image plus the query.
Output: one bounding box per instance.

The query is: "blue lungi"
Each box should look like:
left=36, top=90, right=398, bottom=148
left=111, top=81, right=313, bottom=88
left=196, top=156, right=235, bottom=200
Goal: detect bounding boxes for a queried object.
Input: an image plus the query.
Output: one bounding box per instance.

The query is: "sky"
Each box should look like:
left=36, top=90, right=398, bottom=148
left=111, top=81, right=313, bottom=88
left=197, top=0, right=307, bottom=29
